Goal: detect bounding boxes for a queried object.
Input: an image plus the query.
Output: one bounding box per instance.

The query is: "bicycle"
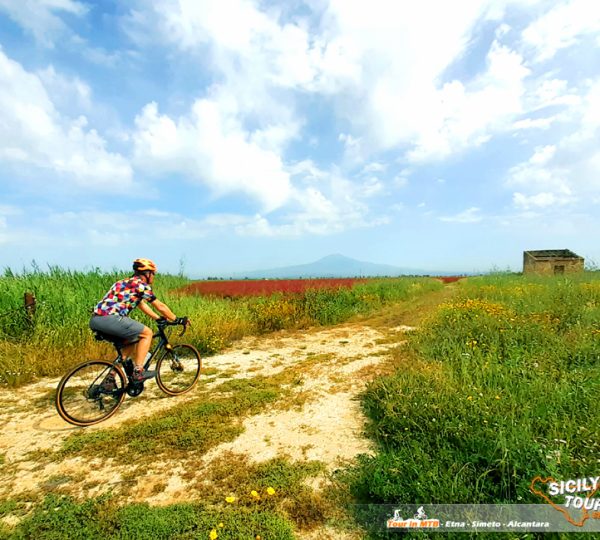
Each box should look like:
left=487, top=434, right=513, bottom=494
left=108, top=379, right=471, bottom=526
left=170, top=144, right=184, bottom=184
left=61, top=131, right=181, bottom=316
left=55, top=318, right=201, bottom=426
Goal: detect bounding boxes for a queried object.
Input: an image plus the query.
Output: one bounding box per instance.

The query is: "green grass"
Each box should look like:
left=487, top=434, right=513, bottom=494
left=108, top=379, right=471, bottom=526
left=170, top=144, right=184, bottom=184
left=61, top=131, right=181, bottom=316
left=1, top=456, right=331, bottom=539
left=58, top=377, right=282, bottom=460
left=0, top=266, right=442, bottom=386
left=4, top=493, right=295, bottom=540
left=342, top=272, right=600, bottom=539
left=4, top=453, right=330, bottom=539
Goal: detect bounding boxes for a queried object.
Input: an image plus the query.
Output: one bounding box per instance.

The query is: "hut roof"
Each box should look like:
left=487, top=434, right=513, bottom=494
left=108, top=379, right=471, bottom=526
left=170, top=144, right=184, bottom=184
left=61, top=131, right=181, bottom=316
left=524, top=249, right=583, bottom=260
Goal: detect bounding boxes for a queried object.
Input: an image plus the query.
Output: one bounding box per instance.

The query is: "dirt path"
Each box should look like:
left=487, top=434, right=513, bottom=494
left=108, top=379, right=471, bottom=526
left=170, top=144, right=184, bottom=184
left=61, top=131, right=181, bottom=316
left=0, top=285, right=457, bottom=536
left=0, top=323, right=412, bottom=500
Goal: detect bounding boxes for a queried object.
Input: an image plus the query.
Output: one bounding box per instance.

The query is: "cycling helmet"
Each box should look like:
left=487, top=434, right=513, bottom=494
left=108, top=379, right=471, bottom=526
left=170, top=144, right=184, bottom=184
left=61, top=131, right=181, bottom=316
left=133, top=258, right=157, bottom=273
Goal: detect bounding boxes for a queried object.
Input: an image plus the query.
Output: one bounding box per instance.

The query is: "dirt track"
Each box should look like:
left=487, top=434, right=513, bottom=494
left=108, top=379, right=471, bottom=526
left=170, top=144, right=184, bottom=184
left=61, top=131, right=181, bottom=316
left=0, top=321, right=414, bottom=513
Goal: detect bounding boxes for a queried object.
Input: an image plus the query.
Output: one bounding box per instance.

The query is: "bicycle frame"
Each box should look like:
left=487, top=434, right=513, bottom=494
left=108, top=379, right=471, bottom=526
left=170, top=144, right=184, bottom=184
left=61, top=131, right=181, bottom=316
left=145, top=322, right=177, bottom=370
left=105, top=320, right=183, bottom=373
left=56, top=318, right=199, bottom=426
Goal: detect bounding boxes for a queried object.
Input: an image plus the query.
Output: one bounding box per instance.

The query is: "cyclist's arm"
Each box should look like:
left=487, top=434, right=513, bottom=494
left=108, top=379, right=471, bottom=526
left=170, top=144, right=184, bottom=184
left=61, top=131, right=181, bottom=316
left=138, top=300, right=161, bottom=321
left=141, top=299, right=176, bottom=322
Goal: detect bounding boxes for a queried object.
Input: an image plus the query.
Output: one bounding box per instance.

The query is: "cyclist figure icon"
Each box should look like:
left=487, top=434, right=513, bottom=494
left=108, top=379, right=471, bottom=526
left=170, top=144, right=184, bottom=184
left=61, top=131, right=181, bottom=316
left=414, top=507, right=427, bottom=520
left=89, top=258, right=184, bottom=383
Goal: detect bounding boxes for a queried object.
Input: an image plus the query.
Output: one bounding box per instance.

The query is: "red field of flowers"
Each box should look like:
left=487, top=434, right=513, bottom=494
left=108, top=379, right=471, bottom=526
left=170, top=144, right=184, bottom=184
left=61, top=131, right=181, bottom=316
left=178, top=278, right=368, bottom=298
left=436, top=276, right=464, bottom=284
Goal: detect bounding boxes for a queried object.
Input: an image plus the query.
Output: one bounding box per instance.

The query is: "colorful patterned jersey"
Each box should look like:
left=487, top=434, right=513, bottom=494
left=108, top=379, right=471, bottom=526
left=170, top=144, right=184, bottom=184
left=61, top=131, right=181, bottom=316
left=93, top=276, right=156, bottom=317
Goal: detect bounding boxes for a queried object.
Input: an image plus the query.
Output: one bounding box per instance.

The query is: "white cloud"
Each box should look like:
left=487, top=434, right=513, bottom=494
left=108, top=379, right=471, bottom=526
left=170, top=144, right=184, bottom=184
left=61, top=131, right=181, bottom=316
left=126, top=0, right=600, bottom=174
left=528, top=79, right=581, bottom=110
left=0, top=50, right=132, bottom=188
left=511, top=117, right=556, bottom=130
left=37, top=66, right=92, bottom=114
left=297, top=3, right=538, bottom=163
left=132, top=98, right=295, bottom=212
left=28, top=196, right=385, bottom=245
left=0, top=216, right=9, bottom=245
left=406, top=42, right=530, bottom=162
left=124, top=0, right=535, bottom=165
left=522, top=0, right=600, bottom=62
left=360, top=177, right=384, bottom=197
left=393, top=176, right=409, bottom=188
left=561, top=79, right=600, bottom=146
left=361, top=162, right=386, bottom=175
left=0, top=0, right=87, bottom=46
left=288, top=160, right=328, bottom=184
left=439, top=207, right=483, bottom=223
left=506, top=79, right=600, bottom=208
left=506, top=145, right=571, bottom=195
left=275, top=168, right=388, bottom=236
left=124, top=0, right=325, bottom=94
left=513, top=191, right=573, bottom=209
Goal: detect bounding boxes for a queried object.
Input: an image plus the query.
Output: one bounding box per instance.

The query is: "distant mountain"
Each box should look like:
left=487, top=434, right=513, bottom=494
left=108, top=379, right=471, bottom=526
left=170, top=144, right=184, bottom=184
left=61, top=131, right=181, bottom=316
left=227, top=254, right=438, bottom=279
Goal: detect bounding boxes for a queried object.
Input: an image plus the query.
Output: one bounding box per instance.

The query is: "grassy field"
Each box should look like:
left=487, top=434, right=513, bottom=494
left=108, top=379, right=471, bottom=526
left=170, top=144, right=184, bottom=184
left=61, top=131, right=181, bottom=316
left=344, top=271, right=599, bottom=538
left=0, top=267, right=442, bottom=386
left=2, top=270, right=598, bottom=538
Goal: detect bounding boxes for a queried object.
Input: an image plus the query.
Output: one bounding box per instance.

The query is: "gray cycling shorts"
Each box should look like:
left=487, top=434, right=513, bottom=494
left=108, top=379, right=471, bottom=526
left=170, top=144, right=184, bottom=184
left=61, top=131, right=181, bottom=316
left=89, top=314, right=145, bottom=343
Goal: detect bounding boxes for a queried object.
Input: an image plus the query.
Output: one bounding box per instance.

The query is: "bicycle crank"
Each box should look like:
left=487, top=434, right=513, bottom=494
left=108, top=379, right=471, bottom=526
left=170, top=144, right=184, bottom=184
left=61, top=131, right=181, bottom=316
left=126, top=381, right=144, bottom=397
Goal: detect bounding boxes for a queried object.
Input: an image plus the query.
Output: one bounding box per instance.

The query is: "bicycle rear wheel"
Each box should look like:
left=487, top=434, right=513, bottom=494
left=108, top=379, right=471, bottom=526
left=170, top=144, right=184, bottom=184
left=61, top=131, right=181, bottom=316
left=156, top=344, right=201, bottom=396
left=55, top=360, right=126, bottom=426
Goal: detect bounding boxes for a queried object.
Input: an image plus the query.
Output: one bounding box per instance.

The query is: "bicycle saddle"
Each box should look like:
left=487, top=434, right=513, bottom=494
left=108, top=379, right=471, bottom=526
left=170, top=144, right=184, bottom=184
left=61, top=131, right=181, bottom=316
left=93, top=332, right=127, bottom=346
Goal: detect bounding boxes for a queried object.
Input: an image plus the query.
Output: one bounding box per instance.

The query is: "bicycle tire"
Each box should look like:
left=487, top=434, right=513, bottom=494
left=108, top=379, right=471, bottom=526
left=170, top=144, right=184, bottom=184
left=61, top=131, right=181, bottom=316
left=155, top=344, right=201, bottom=396
left=55, top=360, right=127, bottom=426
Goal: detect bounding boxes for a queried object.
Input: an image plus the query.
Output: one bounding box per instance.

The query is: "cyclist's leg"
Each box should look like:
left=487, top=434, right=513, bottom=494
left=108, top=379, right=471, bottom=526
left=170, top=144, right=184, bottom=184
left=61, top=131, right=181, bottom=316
left=122, top=342, right=136, bottom=362
left=133, top=325, right=153, bottom=370
left=90, top=315, right=154, bottom=380
left=90, top=314, right=144, bottom=361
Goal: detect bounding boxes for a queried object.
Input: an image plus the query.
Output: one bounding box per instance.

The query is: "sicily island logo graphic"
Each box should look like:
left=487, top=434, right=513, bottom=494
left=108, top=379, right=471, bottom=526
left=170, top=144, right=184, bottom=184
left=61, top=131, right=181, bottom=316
left=531, top=475, right=600, bottom=527
left=387, top=506, right=440, bottom=529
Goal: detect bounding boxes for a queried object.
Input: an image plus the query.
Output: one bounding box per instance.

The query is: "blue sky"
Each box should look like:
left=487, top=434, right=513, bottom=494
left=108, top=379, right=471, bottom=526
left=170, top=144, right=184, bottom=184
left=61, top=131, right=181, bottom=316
left=0, top=0, right=599, bottom=277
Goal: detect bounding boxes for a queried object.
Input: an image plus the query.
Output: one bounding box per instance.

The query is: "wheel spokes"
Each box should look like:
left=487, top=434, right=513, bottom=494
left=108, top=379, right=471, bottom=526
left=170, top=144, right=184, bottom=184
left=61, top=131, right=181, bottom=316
left=157, top=345, right=200, bottom=395
left=58, top=363, right=125, bottom=424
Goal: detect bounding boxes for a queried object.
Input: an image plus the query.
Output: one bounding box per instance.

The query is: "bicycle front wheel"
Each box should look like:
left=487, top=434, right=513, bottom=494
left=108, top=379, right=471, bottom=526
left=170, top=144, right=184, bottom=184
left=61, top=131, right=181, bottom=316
left=55, top=360, right=126, bottom=426
left=156, top=344, right=201, bottom=396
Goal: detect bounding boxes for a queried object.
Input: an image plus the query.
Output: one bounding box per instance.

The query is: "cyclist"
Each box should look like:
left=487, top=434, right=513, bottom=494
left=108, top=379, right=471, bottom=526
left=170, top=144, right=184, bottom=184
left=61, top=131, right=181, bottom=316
left=89, top=258, right=183, bottom=382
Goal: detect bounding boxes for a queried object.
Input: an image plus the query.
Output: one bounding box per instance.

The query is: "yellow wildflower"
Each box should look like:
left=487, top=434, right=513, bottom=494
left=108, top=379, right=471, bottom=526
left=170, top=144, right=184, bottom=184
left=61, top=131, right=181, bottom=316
left=218, top=523, right=224, bottom=528
left=495, top=395, right=501, bottom=400
left=266, top=487, right=276, bottom=496
left=209, top=529, right=218, bottom=540
left=225, top=496, right=235, bottom=503
left=467, top=396, right=473, bottom=401
left=251, top=490, right=260, bottom=499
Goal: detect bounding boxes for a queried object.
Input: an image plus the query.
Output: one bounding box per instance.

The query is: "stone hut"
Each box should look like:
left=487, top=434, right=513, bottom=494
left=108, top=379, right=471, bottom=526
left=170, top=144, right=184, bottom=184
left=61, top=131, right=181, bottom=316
left=523, top=249, right=584, bottom=275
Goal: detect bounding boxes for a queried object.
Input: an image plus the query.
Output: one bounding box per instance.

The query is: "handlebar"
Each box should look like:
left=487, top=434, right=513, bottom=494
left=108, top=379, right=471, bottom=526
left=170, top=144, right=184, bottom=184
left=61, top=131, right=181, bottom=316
left=157, top=317, right=190, bottom=337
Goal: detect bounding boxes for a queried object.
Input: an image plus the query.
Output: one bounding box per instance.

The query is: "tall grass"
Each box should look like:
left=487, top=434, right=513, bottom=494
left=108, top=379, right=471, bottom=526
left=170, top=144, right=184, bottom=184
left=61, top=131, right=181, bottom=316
left=0, top=267, right=442, bottom=386
left=346, top=272, right=600, bottom=532
left=0, top=267, right=189, bottom=385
